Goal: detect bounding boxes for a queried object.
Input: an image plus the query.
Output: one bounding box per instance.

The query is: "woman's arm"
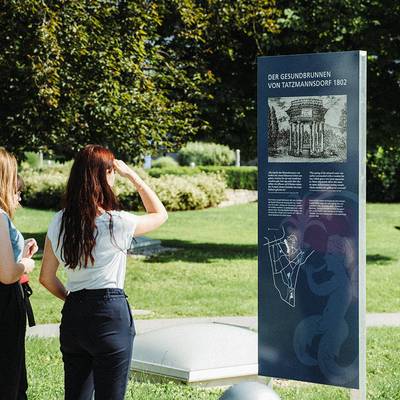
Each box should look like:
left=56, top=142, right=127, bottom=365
left=39, top=236, right=68, bottom=301
left=0, top=216, right=34, bottom=284
left=114, top=160, right=168, bottom=236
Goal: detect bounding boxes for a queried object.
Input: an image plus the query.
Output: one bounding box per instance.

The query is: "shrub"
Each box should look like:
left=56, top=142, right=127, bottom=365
left=20, top=169, right=66, bottom=209
left=367, top=146, right=400, bottom=202
left=148, top=166, right=257, bottom=190
left=20, top=159, right=74, bottom=175
left=177, top=142, right=235, bottom=166
left=151, top=156, right=179, bottom=169
left=20, top=166, right=226, bottom=211
left=24, top=152, right=42, bottom=169
left=116, top=173, right=226, bottom=211
left=199, top=166, right=257, bottom=190
left=147, top=166, right=201, bottom=178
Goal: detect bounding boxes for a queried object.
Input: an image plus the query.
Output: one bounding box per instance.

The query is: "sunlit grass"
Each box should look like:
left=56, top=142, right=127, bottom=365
left=26, top=327, right=400, bottom=399
left=14, top=202, right=400, bottom=324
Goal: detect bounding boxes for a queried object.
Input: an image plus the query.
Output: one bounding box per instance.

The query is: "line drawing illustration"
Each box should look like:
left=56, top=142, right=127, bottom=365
left=268, top=95, right=347, bottom=163
left=264, top=226, right=314, bottom=307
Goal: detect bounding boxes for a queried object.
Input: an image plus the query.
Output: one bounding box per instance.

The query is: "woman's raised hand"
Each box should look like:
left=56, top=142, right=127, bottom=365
left=113, top=159, right=134, bottom=178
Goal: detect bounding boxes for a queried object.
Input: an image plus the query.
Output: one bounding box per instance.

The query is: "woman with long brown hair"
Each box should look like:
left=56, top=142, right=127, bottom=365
left=0, top=148, right=38, bottom=400
left=40, top=144, right=167, bottom=400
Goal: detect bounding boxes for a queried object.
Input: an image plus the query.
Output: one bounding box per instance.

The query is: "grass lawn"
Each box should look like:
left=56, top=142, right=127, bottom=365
left=365, top=203, right=400, bottom=312
left=26, top=327, right=400, bottom=400
left=14, top=202, right=400, bottom=324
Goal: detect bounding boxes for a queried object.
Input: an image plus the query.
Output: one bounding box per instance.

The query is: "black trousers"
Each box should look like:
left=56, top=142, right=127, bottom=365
left=60, top=288, right=135, bottom=400
left=0, top=282, right=28, bottom=400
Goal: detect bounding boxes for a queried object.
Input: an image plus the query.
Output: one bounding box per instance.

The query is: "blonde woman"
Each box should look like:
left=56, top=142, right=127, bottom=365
left=0, top=148, right=38, bottom=400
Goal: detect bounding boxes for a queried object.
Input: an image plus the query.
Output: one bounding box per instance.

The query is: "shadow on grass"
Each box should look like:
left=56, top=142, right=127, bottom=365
left=22, top=233, right=258, bottom=263
left=367, top=254, right=394, bottom=265
left=28, top=234, right=391, bottom=269
left=144, top=239, right=257, bottom=263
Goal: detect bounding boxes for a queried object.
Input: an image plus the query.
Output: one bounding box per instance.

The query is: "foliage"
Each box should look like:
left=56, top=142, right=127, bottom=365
left=20, top=168, right=66, bottom=209
left=199, top=166, right=257, bottom=190
left=157, top=0, right=399, bottom=160
left=147, top=166, right=202, bottom=178
left=26, top=159, right=74, bottom=174
left=268, top=105, right=279, bottom=154
left=148, top=166, right=257, bottom=190
left=0, top=1, right=213, bottom=160
left=23, top=152, right=42, bottom=169
left=269, top=0, right=400, bottom=152
left=20, top=167, right=226, bottom=211
left=155, top=1, right=279, bottom=160
left=178, top=141, right=235, bottom=166
left=1, top=1, right=399, bottom=165
left=149, top=173, right=226, bottom=211
left=151, top=156, right=179, bottom=169
left=367, top=146, right=400, bottom=202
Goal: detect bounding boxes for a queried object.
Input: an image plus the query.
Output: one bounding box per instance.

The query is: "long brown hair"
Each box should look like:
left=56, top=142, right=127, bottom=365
left=58, top=145, right=121, bottom=269
left=0, top=148, right=18, bottom=218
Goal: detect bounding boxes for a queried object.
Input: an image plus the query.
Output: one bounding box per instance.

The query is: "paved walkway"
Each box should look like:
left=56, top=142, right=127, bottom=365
left=26, top=312, right=400, bottom=338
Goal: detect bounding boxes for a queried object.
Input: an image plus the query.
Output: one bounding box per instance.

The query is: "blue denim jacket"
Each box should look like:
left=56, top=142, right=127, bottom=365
left=0, top=210, right=24, bottom=262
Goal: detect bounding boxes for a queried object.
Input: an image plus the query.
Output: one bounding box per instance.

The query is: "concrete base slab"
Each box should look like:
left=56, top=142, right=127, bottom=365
left=131, top=322, right=259, bottom=387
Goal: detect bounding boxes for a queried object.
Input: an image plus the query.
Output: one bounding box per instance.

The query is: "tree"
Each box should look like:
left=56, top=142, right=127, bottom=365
left=2, top=0, right=397, bottom=162
left=268, top=0, right=400, bottom=151
left=0, top=0, right=213, bottom=160
left=339, top=109, right=347, bottom=135
left=154, top=0, right=279, bottom=160
left=269, top=106, right=279, bottom=152
left=157, top=0, right=400, bottom=157
left=268, top=105, right=273, bottom=148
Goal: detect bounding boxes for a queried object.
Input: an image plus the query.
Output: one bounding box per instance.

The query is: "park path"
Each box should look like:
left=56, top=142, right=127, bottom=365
left=27, top=312, right=400, bottom=338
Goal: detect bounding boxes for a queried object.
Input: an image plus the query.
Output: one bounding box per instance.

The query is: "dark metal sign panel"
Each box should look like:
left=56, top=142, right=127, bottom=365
left=257, top=51, right=366, bottom=391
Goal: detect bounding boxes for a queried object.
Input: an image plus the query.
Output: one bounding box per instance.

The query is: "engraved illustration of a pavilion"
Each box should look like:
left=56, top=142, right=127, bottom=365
left=286, top=98, right=328, bottom=157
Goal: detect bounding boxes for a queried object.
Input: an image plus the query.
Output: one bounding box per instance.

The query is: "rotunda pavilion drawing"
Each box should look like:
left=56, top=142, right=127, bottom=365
left=268, top=95, right=347, bottom=163
left=287, top=98, right=327, bottom=157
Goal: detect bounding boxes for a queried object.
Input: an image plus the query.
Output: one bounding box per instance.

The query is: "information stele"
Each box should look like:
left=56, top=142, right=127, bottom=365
left=257, top=51, right=366, bottom=395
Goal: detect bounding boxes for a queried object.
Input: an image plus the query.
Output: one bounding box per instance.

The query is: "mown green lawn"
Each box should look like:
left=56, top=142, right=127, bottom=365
left=365, top=203, right=400, bottom=312
left=16, top=203, right=400, bottom=399
left=14, top=202, right=400, bottom=324
left=26, top=327, right=400, bottom=400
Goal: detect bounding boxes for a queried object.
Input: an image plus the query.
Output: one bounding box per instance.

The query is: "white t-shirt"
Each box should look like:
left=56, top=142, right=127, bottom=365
left=47, top=210, right=138, bottom=291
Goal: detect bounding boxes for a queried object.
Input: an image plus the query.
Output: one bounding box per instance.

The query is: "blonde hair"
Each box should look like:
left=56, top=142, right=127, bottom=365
left=0, top=147, right=18, bottom=218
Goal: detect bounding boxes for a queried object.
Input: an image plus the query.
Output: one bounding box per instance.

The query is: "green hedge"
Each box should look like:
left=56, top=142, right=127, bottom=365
left=142, top=173, right=226, bottom=211
left=20, top=168, right=226, bottom=211
left=25, top=145, right=400, bottom=205
left=148, top=166, right=257, bottom=190
left=151, top=156, right=179, bottom=169
left=177, top=142, right=235, bottom=166
left=199, top=166, right=257, bottom=190
left=147, top=166, right=201, bottom=178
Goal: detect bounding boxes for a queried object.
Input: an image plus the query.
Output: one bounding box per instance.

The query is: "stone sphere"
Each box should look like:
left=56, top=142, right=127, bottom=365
left=219, top=382, right=281, bottom=400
